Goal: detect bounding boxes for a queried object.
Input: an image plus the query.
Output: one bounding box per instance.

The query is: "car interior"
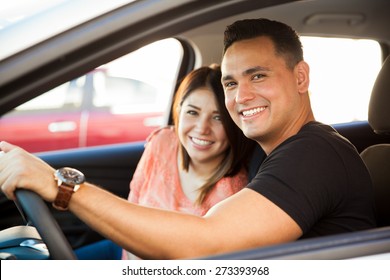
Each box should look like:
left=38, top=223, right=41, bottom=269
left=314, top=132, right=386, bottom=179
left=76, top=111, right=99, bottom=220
left=0, top=0, right=390, bottom=259
left=360, top=56, right=390, bottom=228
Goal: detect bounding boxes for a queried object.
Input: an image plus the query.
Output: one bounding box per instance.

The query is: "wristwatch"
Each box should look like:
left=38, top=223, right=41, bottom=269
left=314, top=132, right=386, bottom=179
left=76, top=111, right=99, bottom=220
left=52, top=167, right=85, bottom=211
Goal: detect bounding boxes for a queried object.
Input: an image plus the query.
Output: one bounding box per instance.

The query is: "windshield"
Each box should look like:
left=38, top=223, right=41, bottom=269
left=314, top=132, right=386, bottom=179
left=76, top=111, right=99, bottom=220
left=0, top=0, right=66, bottom=29
left=0, top=0, right=134, bottom=61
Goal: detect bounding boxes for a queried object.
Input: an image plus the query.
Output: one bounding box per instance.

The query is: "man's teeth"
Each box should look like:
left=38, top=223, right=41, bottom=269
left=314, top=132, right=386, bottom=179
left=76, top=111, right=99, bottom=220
left=242, top=107, right=265, bottom=117
left=192, top=137, right=212, bottom=146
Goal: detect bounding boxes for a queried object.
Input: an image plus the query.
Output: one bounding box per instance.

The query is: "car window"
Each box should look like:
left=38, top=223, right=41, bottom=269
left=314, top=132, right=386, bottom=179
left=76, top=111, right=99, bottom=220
left=11, top=77, right=85, bottom=112
left=0, top=38, right=183, bottom=153
left=0, top=36, right=382, bottom=153
left=301, top=36, right=382, bottom=125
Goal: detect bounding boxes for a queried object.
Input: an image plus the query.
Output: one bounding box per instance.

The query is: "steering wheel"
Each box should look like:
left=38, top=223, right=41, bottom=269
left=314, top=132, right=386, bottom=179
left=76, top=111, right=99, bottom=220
left=15, top=189, right=77, bottom=259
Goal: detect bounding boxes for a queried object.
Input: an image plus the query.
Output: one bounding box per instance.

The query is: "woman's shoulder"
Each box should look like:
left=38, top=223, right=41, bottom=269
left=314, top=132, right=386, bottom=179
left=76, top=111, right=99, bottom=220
left=202, top=168, right=248, bottom=209
left=145, top=126, right=178, bottom=151
left=147, top=126, right=176, bottom=142
left=215, top=167, right=248, bottom=191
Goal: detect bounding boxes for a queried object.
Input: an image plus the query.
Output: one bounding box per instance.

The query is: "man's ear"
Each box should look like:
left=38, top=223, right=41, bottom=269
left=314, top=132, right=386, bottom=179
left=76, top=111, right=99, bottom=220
left=295, top=61, right=310, bottom=94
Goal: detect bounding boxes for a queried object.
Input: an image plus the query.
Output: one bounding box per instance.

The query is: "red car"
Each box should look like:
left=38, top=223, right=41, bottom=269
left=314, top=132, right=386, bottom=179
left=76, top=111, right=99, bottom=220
left=0, top=69, right=165, bottom=153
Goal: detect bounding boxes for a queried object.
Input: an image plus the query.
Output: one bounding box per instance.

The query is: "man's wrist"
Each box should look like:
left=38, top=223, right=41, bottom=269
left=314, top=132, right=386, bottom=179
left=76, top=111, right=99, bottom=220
left=52, top=167, right=85, bottom=211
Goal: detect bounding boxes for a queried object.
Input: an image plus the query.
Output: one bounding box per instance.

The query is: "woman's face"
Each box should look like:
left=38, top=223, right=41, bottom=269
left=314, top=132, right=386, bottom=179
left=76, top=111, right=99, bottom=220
left=178, top=87, right=229, bottom=167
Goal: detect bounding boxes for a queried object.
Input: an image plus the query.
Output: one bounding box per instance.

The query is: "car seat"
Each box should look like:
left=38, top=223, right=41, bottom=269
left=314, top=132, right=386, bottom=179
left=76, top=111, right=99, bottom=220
left=360, top=55, right=390, bottom=227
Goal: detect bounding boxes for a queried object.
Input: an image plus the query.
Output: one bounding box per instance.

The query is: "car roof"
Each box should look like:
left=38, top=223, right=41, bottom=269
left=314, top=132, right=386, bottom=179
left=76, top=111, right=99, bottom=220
left=182, top=0, right=390, bottom=65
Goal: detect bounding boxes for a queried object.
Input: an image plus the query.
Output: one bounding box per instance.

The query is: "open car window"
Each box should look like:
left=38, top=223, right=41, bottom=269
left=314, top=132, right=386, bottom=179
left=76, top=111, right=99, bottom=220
left=0, top=38, right=184, bottom=153
left=301, top=36, right=382, bottom=124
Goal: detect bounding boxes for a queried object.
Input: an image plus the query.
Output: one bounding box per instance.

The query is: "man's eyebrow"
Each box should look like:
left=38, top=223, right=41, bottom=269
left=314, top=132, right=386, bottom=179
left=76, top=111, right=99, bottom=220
left=222, top=66, right=271, bottom=81
left=243, top=66, right=270, bottom=76
left=221, top=74, right=233, bottom=82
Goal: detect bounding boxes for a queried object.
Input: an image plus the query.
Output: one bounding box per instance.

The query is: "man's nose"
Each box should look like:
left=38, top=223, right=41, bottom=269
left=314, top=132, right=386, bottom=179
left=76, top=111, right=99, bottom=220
left=235, top=83, right=255, bottom=103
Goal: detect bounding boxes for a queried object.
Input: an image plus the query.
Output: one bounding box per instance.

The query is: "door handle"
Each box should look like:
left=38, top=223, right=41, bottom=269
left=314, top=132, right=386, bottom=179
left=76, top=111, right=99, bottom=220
left=48, top=121, right=77, bottom=133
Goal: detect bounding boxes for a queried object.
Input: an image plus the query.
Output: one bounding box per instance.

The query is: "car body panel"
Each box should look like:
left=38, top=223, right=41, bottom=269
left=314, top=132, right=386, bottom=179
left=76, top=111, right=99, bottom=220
left=0, top=112, right=81, bottom=152
left=0, top=0, right=389, bottom=260
left=0, top=70, right=163, bottom=152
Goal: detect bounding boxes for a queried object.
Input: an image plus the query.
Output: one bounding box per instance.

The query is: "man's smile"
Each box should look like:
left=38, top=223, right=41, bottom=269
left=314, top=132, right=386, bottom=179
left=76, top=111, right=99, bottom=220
left=241, top=106, right=267, bottom=117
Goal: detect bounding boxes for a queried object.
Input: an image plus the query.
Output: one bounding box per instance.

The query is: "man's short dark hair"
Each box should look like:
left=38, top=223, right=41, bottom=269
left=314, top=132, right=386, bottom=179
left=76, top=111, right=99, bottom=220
left=223, top=18, right=303, bottom=69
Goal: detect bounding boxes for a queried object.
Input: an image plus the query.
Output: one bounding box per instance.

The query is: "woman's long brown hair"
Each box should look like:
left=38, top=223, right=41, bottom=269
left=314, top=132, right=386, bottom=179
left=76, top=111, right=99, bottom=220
left=172, top=64, right=256, bottom=205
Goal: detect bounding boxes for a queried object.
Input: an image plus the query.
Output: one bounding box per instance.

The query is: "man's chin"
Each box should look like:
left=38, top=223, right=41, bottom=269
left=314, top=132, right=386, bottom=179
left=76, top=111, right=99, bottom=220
left=242, top=129, right=258, bottom=141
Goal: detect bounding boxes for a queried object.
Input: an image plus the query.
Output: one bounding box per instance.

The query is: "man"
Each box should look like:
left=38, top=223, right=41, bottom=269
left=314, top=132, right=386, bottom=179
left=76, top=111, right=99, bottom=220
left=0, top=18, right=376, bottom=259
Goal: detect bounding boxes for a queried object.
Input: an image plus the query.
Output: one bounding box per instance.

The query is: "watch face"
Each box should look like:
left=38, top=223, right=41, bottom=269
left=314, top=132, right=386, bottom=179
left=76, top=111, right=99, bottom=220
left=56, top=167, right=85, bottom=185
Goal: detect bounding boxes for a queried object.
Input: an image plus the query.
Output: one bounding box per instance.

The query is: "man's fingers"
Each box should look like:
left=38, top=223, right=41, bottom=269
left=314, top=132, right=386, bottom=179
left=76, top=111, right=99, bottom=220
left=0, top=141, right=18, bottom=153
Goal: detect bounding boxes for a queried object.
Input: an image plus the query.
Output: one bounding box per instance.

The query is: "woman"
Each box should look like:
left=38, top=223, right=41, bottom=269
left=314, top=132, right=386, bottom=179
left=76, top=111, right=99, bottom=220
left=74, top=64, right=255, bottom=259
left=121, top=64, right=256, bottom=259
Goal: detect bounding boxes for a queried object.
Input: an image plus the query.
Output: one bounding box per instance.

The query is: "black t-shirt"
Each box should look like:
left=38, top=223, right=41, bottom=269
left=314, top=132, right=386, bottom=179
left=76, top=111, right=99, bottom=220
left=247, top=121, right=376, bottom=238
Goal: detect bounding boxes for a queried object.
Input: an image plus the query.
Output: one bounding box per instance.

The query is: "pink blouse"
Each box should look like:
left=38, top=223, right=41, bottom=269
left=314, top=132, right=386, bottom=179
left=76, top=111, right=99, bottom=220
left=122, top=126, right=248, bottom=259
left=128, top=126, right=248, bottom=215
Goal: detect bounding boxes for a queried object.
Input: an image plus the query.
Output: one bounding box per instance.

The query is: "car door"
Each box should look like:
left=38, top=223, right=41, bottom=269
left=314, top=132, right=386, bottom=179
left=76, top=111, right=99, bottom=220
left=0, top=77, right=86, bottom=153
left=30, top=39, right=191, bottom=249
left=0, top=37, right=192, bottom=249
left=85, top=70, right=165, bottom=147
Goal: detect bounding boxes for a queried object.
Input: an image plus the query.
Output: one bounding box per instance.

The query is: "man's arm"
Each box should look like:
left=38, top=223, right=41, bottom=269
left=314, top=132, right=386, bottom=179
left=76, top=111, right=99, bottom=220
left=0, top=141, right=302, bottom=259
left=70, top=185, right=302, bottom=259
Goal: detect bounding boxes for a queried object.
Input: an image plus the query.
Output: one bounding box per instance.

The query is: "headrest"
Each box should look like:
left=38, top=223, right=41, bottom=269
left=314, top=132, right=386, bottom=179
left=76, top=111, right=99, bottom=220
left=368, top=56, right=390, bottom=135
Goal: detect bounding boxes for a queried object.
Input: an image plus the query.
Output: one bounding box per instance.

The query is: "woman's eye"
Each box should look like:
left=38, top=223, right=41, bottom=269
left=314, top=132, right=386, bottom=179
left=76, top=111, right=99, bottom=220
left=186, top=110, right=198, bottom=116
left=213, top=115, right=222, bottom=121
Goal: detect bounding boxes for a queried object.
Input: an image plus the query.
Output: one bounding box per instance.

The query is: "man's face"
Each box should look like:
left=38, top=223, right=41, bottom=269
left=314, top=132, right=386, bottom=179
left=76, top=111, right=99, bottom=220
left=221, top=36, right=306, bottom=151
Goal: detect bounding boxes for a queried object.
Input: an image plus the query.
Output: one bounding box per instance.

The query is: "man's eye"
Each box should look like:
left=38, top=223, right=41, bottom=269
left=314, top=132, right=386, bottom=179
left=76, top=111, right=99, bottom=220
left=252, top=73, right=265, bottom=80
left=225, top=81, right=236, bottom=88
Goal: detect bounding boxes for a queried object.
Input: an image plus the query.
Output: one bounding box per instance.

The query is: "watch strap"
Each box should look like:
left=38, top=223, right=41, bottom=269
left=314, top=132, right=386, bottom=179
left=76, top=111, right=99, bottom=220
left=52, top=184, right=75, bottom=211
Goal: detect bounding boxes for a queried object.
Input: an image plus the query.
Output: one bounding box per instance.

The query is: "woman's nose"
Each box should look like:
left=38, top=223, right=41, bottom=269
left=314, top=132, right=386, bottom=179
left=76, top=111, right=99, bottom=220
left=195, top=117, right=211, bottom=134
